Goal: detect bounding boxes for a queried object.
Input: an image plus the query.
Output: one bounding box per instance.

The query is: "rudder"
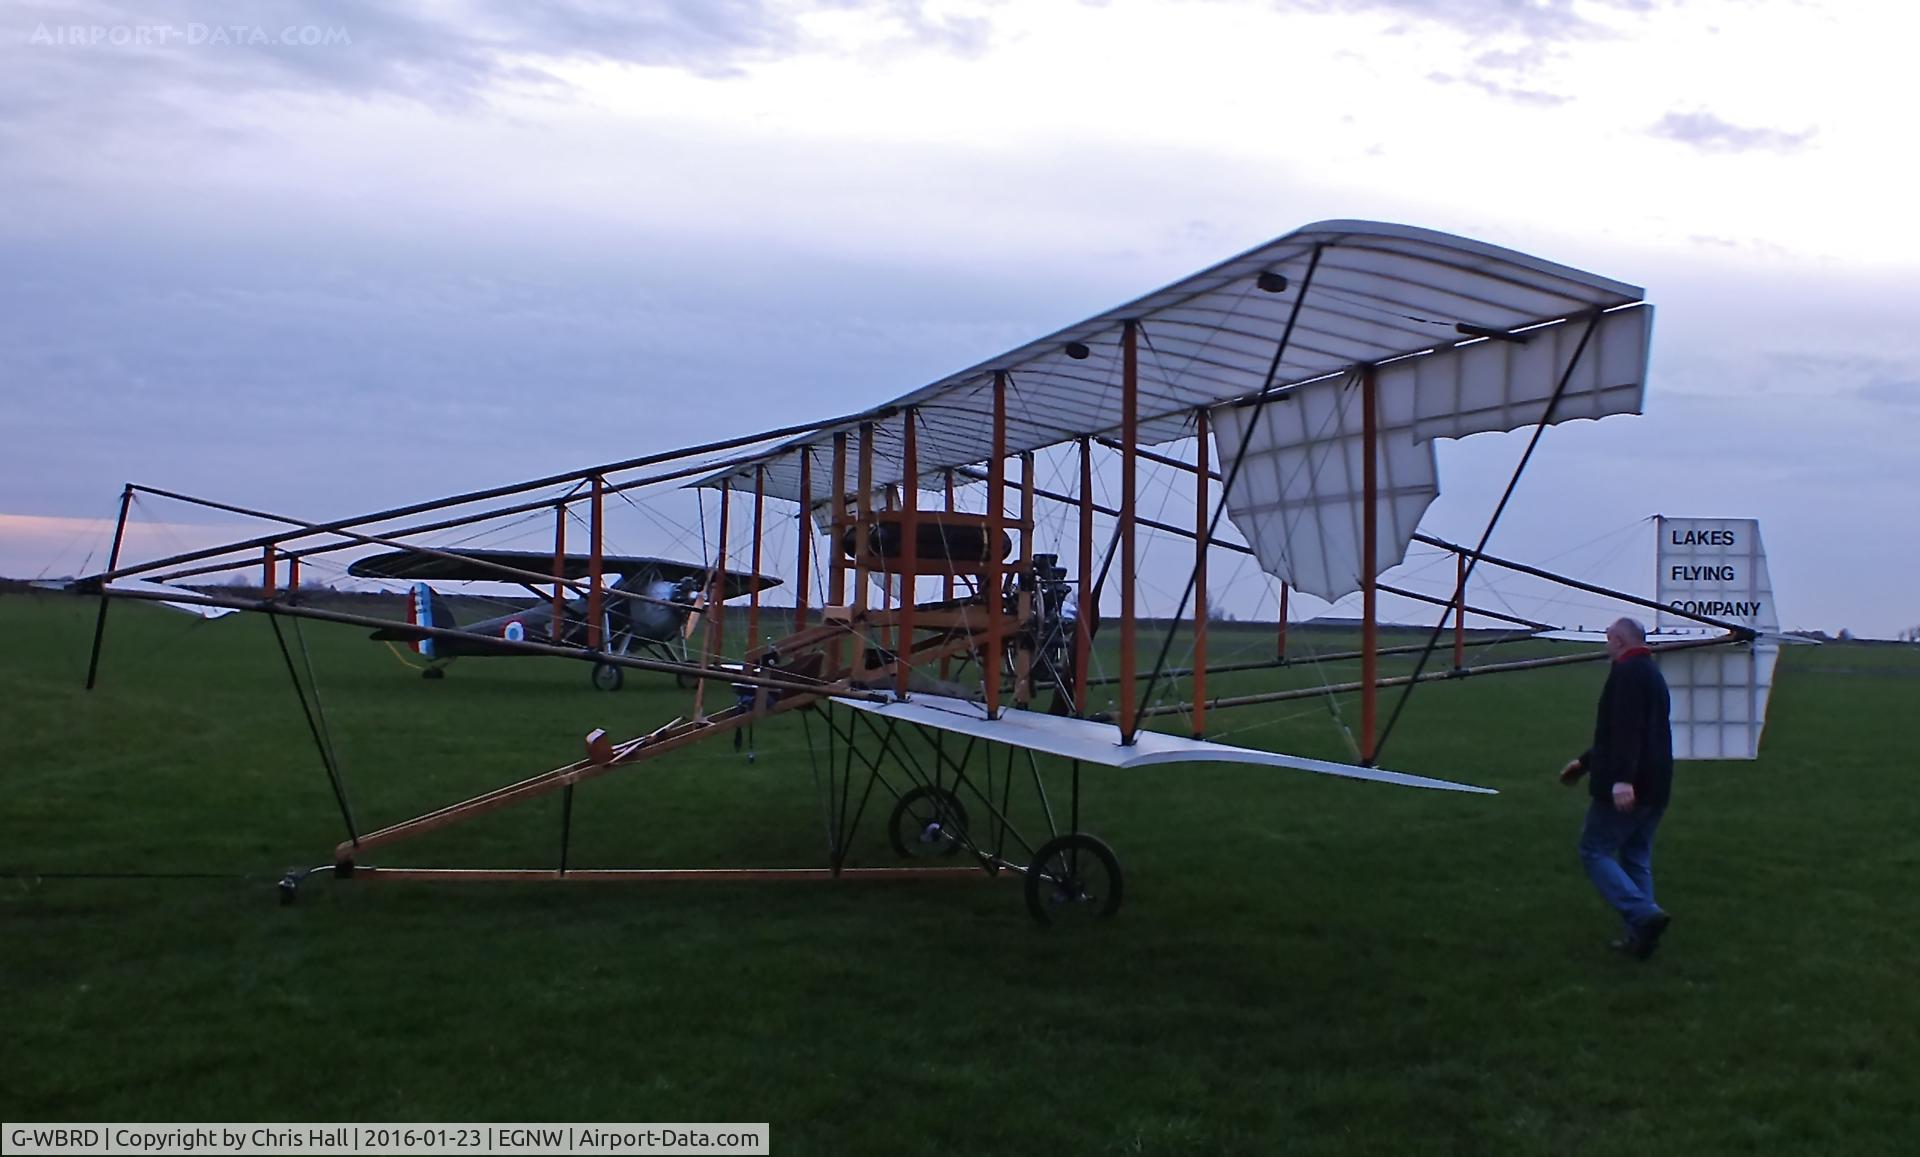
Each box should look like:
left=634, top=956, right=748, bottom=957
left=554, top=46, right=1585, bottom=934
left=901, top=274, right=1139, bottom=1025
left=1654, top=516, right=1780, bottom=760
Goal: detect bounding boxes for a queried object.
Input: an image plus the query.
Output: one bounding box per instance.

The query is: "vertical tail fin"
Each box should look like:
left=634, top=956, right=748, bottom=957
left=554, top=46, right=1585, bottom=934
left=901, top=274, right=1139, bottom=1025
left=408, top=582, right=457, bottom=659
left=1654, top=517, right=1780, bottom=760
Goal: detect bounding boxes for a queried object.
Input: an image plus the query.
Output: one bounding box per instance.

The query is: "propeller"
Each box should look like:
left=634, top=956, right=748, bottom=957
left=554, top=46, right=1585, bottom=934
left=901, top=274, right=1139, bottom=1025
left=680, top=575, right=708, bottom=640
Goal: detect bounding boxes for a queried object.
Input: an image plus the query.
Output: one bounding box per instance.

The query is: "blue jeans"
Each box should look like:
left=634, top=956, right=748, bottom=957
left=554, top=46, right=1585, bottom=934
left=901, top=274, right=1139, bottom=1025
left=1578, top=799, right=1667, bottom=930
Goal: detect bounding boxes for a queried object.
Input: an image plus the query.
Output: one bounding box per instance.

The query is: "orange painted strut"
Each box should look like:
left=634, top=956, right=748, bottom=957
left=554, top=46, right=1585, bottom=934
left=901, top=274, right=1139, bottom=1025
left=748, top=466, right=764, bottom=655
left=941, top=469, right=956, bottom=680
left=795, top=452, right=812, bottom=633
left=551, top=502, right=566, bottom=641
left=1360, top=366, right=1378, bottom=764
left=1014, top=450, right=1034, bottom=707
left=828, top=432, right=848, bottom=677
left=588, top=475, right=605, bottom=650
left=1192, top=408, right=1209, bottom=737
left=1277, top=582, right=1290, bottom=660
left=854, top=422, right=874, bottom=652
left=1119, top=321, right=1138, bottom=743
left=1454, top=550, right=1467, bottom=671
left=1074, top=438, right=1093, bottom=716
left=984, top=374, right=1006, bottom=717
left=897, top=408, right=919, bottom=698
left=712, top=484, right=731, bottom=661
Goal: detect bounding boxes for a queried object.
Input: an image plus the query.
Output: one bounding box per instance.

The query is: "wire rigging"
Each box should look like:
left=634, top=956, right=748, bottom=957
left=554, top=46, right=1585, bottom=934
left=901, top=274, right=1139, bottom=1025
left=1370, top=310, right=1605, bottom=763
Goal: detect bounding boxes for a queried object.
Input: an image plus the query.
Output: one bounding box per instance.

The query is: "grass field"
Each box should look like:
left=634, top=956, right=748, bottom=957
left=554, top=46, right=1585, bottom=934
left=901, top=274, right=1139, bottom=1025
left=3, top=591, right=1917, bottom=1154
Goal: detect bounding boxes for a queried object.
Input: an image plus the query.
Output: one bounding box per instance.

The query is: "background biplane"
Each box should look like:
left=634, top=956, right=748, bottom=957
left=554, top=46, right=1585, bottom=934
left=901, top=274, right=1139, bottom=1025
left=75, top=220, right=1788, bottom=922
left=347, top=547, right=780, bottom=690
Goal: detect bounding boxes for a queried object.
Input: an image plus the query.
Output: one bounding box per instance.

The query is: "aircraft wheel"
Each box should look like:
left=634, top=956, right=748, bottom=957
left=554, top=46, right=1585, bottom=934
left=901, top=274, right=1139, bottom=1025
left=421, top=667, right=446, bottom=681
left=277, top=872, right=300, bottom=906
left=591, top=662, right=624, bottom=692
left=1024, top=833, right=1123, bottom=925
left=887, top=786, right=970, bottom=859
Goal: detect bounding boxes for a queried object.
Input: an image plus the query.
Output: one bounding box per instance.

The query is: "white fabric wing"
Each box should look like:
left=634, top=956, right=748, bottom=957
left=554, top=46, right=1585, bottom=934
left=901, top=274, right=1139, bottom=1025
left=693, top=221, right=1648, bottom=502
left=1385, top=305, right=1651, bottom=441
left=1211, top=305, right=1652, bottom=602
left=1208, top=374, right=1439, bottom=601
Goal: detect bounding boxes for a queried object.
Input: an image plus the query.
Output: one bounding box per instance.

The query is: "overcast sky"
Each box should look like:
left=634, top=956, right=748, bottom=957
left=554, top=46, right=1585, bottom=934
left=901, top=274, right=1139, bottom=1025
left=2, top=0, right=1913, bottom=636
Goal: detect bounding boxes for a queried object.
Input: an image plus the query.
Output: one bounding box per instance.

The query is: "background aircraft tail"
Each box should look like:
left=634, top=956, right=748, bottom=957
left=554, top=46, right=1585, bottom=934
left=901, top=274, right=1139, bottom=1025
left=404, top=581, right=457, bottom=659
left=1652, top=516, right=1788, bottom=760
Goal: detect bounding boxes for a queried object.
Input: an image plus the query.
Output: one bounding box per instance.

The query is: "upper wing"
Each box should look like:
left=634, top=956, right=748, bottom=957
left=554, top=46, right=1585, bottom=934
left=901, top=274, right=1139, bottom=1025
left=691, top=219, right=1646, bottom=509
left=103, top=578, right=241, bottom=620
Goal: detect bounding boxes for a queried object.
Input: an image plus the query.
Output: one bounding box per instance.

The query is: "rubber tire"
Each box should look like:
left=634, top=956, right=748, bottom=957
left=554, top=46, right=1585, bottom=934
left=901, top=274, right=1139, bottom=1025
left=421, top=667, right=446, bottom=681
left=591, top=662, right=624, bottom=692
left=1024, top=833, right=1123, bottom=925
left=887, top=786, right=970, bottom=859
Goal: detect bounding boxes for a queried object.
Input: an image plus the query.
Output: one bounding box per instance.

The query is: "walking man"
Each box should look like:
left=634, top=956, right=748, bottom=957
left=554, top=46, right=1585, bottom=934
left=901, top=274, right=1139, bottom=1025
left=1559, top=617, right=1674, bottom=959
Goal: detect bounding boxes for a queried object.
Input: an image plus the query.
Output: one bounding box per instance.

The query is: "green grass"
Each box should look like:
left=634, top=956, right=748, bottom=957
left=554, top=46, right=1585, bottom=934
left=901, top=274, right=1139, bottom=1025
left=3, top=593, right=1917, bottom=1154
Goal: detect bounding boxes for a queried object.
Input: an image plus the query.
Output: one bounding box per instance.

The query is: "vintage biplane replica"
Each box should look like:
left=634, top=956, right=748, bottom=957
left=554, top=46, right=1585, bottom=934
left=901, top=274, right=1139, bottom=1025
left=77, top=220, right=1789, bottom=922
left=346, top=548, right=778, bottom=689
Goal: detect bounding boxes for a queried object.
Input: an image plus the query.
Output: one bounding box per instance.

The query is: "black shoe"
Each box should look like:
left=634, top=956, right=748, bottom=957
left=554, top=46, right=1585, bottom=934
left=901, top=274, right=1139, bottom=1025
left=1630, top=912, right=1671, bottom=961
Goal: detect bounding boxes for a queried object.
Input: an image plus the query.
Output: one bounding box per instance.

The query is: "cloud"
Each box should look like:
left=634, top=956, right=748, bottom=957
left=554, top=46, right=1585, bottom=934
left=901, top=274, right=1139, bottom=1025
left=1426, top=70, right=1570, bottom=108
left=1, top=1, right=995, bottom=149
left=1683, top=233, right=1799, bottom=261
left=1764, top=350, right=1920, bottom=386
left=1649, top=110, right=1816, bottom=154
left=1282, top=0, right=1654, bottom=47
left=1311, top=0, right=1657, bottom=102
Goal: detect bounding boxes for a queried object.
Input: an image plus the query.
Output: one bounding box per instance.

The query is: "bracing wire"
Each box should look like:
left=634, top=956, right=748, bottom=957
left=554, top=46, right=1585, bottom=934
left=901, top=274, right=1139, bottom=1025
left=1371, top=310, right=1605, bottom=763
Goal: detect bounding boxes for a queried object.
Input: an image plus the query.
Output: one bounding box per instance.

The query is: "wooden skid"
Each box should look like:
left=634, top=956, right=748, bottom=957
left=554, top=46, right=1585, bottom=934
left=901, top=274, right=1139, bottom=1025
left=335, top=695, right=818, bottom=863
left=349, top=866, right=997, bottom=883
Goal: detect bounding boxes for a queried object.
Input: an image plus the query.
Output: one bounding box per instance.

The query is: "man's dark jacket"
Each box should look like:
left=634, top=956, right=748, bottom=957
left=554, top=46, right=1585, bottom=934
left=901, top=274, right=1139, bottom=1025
left=1580, top=649, right=1674, bottom=808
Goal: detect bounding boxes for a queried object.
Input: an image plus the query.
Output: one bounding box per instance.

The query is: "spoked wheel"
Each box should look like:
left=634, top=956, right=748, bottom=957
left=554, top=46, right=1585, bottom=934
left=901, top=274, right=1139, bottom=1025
left=591, top=661, right=624, bottom=692
left=1024, top=833, right=1123, bottom=925
left=887, top=786, right=970, bottom=859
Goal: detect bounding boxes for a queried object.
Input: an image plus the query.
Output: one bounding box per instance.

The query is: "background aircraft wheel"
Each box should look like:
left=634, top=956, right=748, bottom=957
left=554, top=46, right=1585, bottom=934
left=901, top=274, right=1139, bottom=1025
left=421, top=667, right=445, bottom=680
left=277, top=872, right=300, bottom=906
left=675, top=670, right=695, bottom=689
left=591, top=662, right=624, bottom=692
left=888, top=786, right=969, bottom=858
left=1024, top=833, right=1123, bottom=925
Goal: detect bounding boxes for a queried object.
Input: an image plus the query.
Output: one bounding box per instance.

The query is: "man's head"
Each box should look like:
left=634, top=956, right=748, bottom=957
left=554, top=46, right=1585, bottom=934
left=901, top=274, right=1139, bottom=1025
left=1605, top=616, right=1648, bottom=660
